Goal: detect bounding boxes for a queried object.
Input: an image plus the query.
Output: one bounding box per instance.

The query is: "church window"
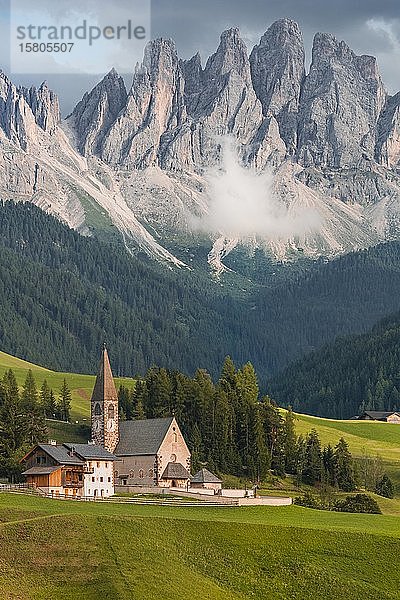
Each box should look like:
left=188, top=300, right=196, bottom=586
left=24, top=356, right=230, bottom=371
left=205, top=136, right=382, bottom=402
left=173, top=433, right=178, bottom=442
left=170, top=454, right=177, bottom=463
left=108, top=405, right=115, bottom=419
left=148, top=469, right=153, bottom=478
left=114, top=470, right=119, bottom=478
left=94, top=403, right=101, bottom=416
left=139, top=469, right=144, bottom=479
left=129, top=470, right=134, bottom=478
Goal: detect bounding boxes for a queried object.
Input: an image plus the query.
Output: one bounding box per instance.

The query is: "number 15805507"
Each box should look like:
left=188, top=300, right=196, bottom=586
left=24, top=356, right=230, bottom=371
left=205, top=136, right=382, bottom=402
left=19, top=43, right=74, bottom=53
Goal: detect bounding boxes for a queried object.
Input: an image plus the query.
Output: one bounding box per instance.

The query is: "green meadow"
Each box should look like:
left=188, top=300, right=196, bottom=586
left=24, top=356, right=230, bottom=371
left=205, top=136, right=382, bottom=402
left=1, top=353, right=400, bottom=598
left=0, top=351, right=135, bottom=421
left=0, top=492, right=399, bottom=600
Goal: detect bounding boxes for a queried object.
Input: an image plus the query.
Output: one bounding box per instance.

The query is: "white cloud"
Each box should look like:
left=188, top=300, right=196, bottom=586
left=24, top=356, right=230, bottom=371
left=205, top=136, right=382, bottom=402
left=366, top=18, right=400, bottom=53
left=194, top=137, right=321, bottom=240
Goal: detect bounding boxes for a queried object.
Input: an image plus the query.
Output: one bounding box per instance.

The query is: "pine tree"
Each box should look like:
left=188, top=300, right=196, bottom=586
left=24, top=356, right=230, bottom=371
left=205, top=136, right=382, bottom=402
left=303, top=429, right=322, bottom=485
left=0, top=371, right=28, bottom=481
left=21, top=370, right=46, bottom=445
left=334, top=437, right=356, bottom=492
left=322, top=444, right=335, bottom=486
left=295, top=435, right=307, bottom=487
left=284, top=407, right=297, bottom=474
left=40, top=380, right=57, bottom=418
left=375, top=474, right=394, bottom=499
left=58, top=379, right=72, bottom=422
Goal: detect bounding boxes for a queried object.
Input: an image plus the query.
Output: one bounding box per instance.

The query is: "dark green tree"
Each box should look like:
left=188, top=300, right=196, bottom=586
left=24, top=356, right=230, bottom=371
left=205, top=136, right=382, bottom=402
left=334, top=438, right=356, bottom=492
left=375, top=474, right=394, bottom=499
left=58, top=379, right=72, bottom=422
left=284, top=407, right=297, bottom=474
left=303, top=429, right=322, bottom=485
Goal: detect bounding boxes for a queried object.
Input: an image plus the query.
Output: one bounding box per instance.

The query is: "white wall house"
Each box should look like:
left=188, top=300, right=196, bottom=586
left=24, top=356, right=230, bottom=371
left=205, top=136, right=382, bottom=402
left=63, top=443, right=117, bottom=498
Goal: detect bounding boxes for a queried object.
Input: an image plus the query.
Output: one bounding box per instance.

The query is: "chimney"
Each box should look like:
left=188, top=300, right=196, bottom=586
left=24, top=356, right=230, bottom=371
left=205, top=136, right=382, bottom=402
left=48, top=439, right=57, bottom=446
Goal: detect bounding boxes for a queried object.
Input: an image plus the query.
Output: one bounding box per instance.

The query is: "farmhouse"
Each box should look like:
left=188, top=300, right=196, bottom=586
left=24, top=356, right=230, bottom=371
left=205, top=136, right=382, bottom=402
left=22, top=442, right=116, bottom=497
left=91, top=347, right=191, bottom=488
left=358, top=411, right=400, bottom=423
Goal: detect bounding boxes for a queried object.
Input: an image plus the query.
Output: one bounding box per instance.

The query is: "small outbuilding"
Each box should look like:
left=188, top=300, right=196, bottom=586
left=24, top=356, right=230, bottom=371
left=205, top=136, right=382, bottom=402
left=191, top=468, right=222, bottom=491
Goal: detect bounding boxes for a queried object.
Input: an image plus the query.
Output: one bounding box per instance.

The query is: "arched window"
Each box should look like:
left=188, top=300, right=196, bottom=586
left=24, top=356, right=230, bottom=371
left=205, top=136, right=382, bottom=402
left=139, top=469, right=144, bottom=479
left=129, top=470, right=134, bottom=479
left=148, top=469, right=154, bottom=478
left=173, top=433, right=178, bottom=443
left=94, top=403, right=101, bottom=416
left=108, top=405, right=115, bottom=419
left=114, top=470, right=119, bottom=478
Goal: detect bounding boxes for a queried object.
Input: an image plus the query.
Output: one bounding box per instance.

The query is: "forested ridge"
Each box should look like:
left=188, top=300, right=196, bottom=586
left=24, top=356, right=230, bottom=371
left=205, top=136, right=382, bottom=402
left=270, top=312, right=400, bottom=419
left=2, top=201, right=400, bottom=385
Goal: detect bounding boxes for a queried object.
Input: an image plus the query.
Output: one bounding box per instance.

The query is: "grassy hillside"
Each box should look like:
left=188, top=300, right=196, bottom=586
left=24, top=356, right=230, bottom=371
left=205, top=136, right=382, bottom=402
left=0, top=351, right=134, bottom=421
left=293, top=412, right=400, bottom=491
left=0, top=492, right=399, bottom=599
left=294, top=412, right=400, bottom=462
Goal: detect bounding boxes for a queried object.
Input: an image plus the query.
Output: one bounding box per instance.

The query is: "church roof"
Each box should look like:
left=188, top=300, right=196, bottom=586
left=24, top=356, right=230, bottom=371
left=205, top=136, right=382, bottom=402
left=63, top=443, right=117, bottom=461
left=91, top=346, right=118, bottom=404
left=162, top=462, right=190, bottom=480
left=191, top=468, right=222, bottom=483
left=114, top=417, right=174, bottom=456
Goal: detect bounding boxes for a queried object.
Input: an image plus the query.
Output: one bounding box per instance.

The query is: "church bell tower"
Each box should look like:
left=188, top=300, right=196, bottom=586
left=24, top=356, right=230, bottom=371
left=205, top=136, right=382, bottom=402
left=90, top=345, right=119, bottom=453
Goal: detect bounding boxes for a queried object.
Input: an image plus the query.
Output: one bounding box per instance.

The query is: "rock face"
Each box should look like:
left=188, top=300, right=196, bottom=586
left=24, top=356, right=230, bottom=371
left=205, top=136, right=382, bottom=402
left=297, top=33, right=386, bottom=168
left=375, top=92, right=400, bottom=168
left=250, top=18, right=305, bottom=154
left=68, top=68, right=127, bottom=155
left=1, top=20, right=400, bottom=272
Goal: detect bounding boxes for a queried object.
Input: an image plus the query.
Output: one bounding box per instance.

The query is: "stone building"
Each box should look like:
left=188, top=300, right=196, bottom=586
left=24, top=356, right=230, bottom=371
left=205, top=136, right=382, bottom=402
left=91, top=347, right=191, bottom=488
left=191, top=468, right=222, bottom=492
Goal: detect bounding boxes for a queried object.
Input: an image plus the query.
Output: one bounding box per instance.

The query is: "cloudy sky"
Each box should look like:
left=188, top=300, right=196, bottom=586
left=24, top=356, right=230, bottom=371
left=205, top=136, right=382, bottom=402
left=1, top=0, right=399, bottom=114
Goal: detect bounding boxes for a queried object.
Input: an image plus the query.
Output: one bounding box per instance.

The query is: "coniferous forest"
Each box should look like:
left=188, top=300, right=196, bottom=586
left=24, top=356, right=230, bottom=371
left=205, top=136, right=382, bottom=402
left=2, top=201, right=400, bottom=417
left=270, top=311, right=400, bottom=419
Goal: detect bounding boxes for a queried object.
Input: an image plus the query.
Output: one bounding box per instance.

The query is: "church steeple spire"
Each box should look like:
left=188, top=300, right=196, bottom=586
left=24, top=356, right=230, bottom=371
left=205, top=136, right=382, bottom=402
left=91, top=346, right=119, bottom=452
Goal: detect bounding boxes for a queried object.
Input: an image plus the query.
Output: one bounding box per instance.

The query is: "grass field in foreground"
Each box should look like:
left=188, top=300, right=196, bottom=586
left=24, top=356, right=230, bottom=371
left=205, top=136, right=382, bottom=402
left=0, top=492, right=399, bottom=600
left=0, top=351, right=135, bottom=421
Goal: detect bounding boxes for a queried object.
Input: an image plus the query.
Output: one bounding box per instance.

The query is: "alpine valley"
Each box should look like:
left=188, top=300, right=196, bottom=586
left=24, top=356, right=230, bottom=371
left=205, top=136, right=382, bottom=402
left=2, top=18, right=400, bottom=396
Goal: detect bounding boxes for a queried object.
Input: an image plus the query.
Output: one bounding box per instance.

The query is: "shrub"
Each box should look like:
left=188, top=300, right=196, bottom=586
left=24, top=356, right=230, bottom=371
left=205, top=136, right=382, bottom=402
left=334, top=494, right=381, bottom=514
left=294, top=491, right=324, bottom=509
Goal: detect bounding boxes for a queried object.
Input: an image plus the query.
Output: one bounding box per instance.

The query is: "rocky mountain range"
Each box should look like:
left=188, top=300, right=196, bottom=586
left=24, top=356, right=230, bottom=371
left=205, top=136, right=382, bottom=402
left=1, top=18, right=400, bottom=273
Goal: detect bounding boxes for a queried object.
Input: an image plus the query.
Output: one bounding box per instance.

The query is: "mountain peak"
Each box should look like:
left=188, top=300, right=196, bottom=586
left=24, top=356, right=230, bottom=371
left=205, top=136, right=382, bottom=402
left=204, top=26, right=250, bottom=80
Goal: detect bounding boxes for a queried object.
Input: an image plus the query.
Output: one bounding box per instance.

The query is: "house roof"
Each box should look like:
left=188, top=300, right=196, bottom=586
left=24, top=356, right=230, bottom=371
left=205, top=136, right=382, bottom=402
left=36, top=444, right=85, bottom=466
left=22, top=466, right=61, bottom=476
left=360, top=411, right=400, bottom=420
left=63, top=443, right=117, bottom=461
left=114, top=417, right=174, bottom=456
left=191, top=468, right=222, bottom=484
left=161, top=462, right=190, bottom=480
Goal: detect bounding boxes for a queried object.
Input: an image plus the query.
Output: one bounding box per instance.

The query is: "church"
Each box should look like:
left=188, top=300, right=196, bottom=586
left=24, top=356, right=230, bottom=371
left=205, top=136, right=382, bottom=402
left=91, top=347, right=191, bottom=489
